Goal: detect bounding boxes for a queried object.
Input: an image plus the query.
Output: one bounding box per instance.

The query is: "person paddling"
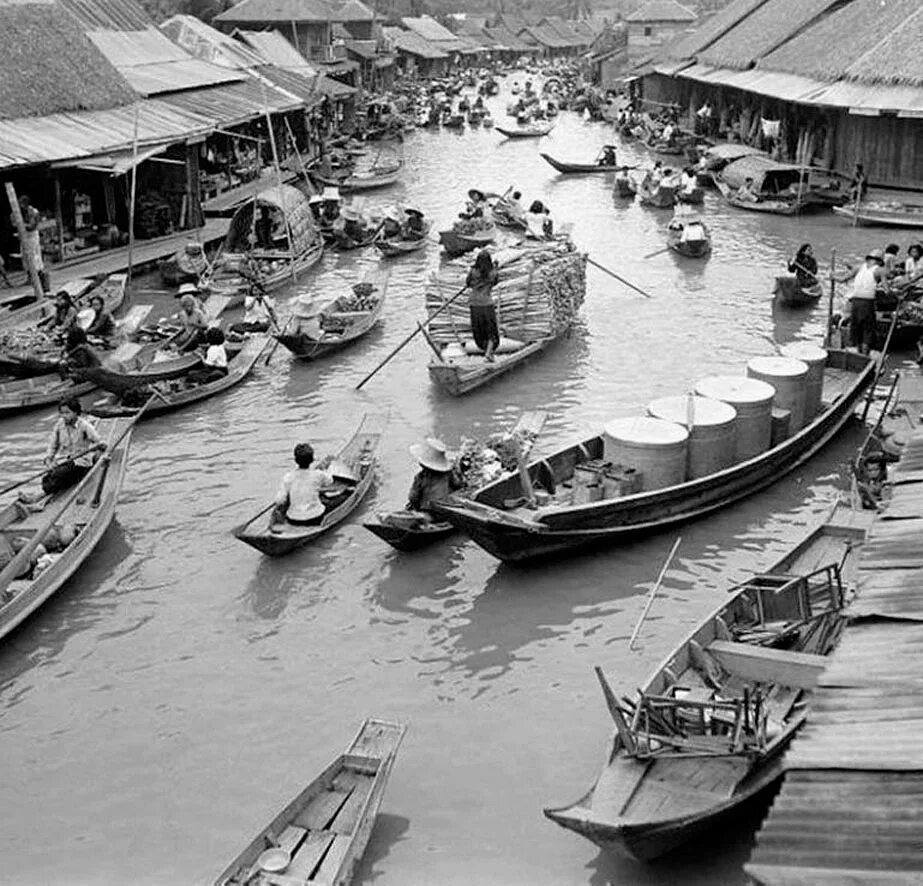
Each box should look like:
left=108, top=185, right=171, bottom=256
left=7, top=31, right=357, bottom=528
left=40, top=398, right=106, bottom=495
left=271, top=443, right=335, bottom=528
left=788, top=243, right=818, bottom=288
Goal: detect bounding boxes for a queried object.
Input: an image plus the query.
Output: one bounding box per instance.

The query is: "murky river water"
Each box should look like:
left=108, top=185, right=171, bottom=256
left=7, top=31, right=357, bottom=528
left=0, top=77, right=888, bottom=885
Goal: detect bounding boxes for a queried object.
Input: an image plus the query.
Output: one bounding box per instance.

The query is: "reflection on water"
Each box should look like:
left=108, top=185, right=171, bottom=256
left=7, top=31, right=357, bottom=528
left=0, top=74, right=879, bottom=885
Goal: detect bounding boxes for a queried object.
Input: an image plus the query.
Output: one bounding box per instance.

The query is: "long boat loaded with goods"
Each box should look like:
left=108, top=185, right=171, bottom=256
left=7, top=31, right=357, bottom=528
left=424, top=241, right=586, bottom=395
left=433, top=346, right=875, bottom=561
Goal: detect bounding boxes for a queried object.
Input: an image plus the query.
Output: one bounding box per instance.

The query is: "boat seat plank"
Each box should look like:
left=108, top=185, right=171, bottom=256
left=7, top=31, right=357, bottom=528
left=277, top=825, right=308, bottom=855
left=294, top=788, right=352, bottom=831
left=590, top=756, right=648, bottom=817
left=707, top=640, right=826, bottom=690
left=284, top=830, right=334, bottom=882
left=311, top=833, right=351, bottom=885
left=329, top=774, right=373, bottom=834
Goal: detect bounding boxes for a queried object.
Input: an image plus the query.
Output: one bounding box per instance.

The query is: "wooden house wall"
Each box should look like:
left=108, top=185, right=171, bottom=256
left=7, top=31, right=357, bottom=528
left=832, top=113, right=923, bottom=190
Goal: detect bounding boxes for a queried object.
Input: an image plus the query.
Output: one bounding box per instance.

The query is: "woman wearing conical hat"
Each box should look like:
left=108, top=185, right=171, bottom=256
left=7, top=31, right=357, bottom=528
left=406, top=438, right=464, bottom=518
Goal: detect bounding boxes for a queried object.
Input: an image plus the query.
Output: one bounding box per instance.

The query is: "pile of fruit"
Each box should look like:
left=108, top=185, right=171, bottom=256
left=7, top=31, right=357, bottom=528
left=454, top=428, right=540, bottom=490
left=453, top=215, right=494, bottom=236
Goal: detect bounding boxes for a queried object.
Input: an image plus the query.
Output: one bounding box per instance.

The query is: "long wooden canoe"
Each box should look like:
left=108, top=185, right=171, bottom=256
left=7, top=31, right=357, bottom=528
left=774, top=275, right=823, bottom=307
left=0, top=418, right=134, bottom=642
left=667, top=218, right=712, bottom=258
left=88, top=336, right=268, bottom=419
left=432, top=350, right=875, bottom=563
left=275, top=273, right=389, bottom=361
left=313, top=162, right=402, bottom=194
left=715, top=180, right=802, bottom=216
left=495, top=124, right=554, bottom=138
left=544, top=508, right=871, bottom=861
left=214, top=717, right=406, bottom=886
left=233, top=415, right=382, bottom=556
left=540, top=153, right=619, bottom=174
left=438, top=226, right=496, bottom=257
left=832, top=202, right=923, bottom=228
left=375, top=223, right=431, bottom=258
left=0, top=277, right=94, bottom=329
left=0, top=373, right=97, bottom=419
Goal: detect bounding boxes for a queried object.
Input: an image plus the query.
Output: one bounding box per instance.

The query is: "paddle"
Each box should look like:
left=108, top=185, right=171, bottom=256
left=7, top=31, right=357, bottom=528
left=642, top=246, right=670, bottom=260
left=263, top=316, right=292, bottom=367
left=355, top=286, right=468, bottom=390
left=0, top=399, right=153, bottom=598
left=629, top=536, right=682, bottom=650
left=586, top=257, right=654, bottom=299
left=0, top=443, right=105, bottom=498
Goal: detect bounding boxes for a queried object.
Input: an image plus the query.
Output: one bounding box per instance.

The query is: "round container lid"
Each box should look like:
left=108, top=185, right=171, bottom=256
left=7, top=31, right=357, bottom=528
left=604, top=416, right=689, bottom=446
left=780, top=342, right=827, bottom=365
left=648, top=395, right=737, bottom=428
left=747, top=356, right=809, bottom=379
left=695, top=375, right=776, bottom=405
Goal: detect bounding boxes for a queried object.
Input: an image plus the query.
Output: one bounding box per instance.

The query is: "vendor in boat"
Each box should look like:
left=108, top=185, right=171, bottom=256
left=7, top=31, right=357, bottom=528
left=321, top=187, right=341, bottom=225
left=85, top=295, right=116, bottom=340
left=187, top=327, right=228, bottom=385
left=464, top=188, right=487, bottom=219
left=736, top=177, right=759, bottom=203
left=504, top=190, right=525, bottom=222
left=48, top=291, right=79, bottom=335
left=402, top=207, right=425, bottom=240
left=883, top=243, right=902, bottom=279
left=61, top=326, right=104, bottom=373
left=254, top=206, right=276, bottom=250
left=788, top=243, right=818, bottom=289
left=598, top=145, right=617, bottom=166
left=381, top=209, right=403, bottom=240
left=898, top=243, right=923, bottom=288
left=338, top=207, right=366, bottom=244
left=41, top=397, right=105, bottom=496
left=836, top=249, right=886, bottom=355
left=271, top=443, right=335, bottom=527
left=308, top=194, right=324, bottom=224
left=231, top=284, right=277, bottom=334
left=467, top=249, right=501, bottom=362
left=524, top=201, right=553, bottom=240
left=176, top=293, right=209, bottom=353
left=406, top=438, right=464, bottom=517
left=679, top=167, right=698, bottom=196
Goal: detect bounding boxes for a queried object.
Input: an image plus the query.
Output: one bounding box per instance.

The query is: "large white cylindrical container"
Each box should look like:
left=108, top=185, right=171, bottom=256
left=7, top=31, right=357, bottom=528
left=780, top=343, right=827, bottom=422
left=647, top=395, right=738, bottom=480
left=747, top=356, right=810, bottom=433
left=694, top=375, right=775, bottom=461
left=603, top=416, right=689, bottom=491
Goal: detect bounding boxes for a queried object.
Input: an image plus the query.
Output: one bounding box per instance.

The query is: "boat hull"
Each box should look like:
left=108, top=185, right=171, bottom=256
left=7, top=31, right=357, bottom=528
left=540, top=153, right=618, bottom=174
left=832, top=204, right=923, bottom=228
left=495, top=125, right=553, bottom=138
left=363, top=519, right=455, bottom=552
left=438, top=227, right=496, bottom=257
left=774, top=275, right=823, bottom=307
left=428, top=338, right=554, bottom=396
left=433, top=350, right=874, bottom=562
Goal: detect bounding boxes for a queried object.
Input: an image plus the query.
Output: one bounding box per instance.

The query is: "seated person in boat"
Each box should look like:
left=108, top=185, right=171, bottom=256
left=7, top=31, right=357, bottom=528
left=48, top=291, right=79, bottom=336
left=598, top=145, right=617, bottom=166
left=402, top=207, right=425, bottom=240
left=883, top=243, right=902, bottom=279
left=504, top=191, right=525, bottom=221
left=736, top=177, right=759, bottom=203
left=186, top=327, right=228, bottom=385
left=524, top=201, right=553, bottom=240
left=406, top=438, right=464, bottom=517
left=679, top=167, right=698, bottom=195
left=788, top=243, right=818, bottom=288
left=308, top=194, right=324, bottom=224
left=467, top=250, right=500, bottom=362
left=897, top=243, right=923, bottom=289
left=41, top=397, right=105, bottom=495
left=176, top=293, right=209, bottom=353
left=338, top=208, right=367, bottom=244
left=231, top=285, right=277, bottom=334
left=381, top=210, right=403, bottom=240
left=660, top=121, right=676, bottom=146
left=321, top=188, right=341, bottom=225
left=464, top=188, right=487, bottom=219
left=254, top=206, right=277, bottom=250
left=271, top=443, right=335, bottom=527
left=85, top=295, right=116, bottom=340
left=61, top=326, right=104, bottom=373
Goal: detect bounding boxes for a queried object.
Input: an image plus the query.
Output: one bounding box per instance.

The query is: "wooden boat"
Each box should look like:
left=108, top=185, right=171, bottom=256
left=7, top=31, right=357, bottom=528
left=832, top=201, right=923, bottom=228
left=495, top=123, right=554, bottom=139
left=204, top=185, right=324, bottom=302
left=88, top=336, right=268, bottom=419
left=364, top=409, right=548, bottom=552
left=774, top=274, right=823, bottom=307
left=639, top=184, right=677, bottom=209
left=614, top=177, right=637, bottom=198
left=540, top=153, right=619, bottom=174
left=375, top=228, right=428, bottom=257
left=0, top=277, right=94, bottom=329
left=275, top=272, right=389, bottom=361
left=716, top=179, right=801, bottom=216
left=314, top=162, right=402, bottom=193
left=428, top=336, right=558, bottom=396
left=431, top=349, right=875, bottom=563
left=544, top=508, right=870, bottom=861
left=0, top=274, right=128, bottom=377
left=233, top=416, right=382, bottom=556
left=438, top=225, right=496, bottom=257
left=676, top=187, right=705, bottom=205
left=714, top=156, right=844, bottom=215
left=72, top=343, right=202, bottom=395
left=667, top=217, right=711, bottom=258
left=213, top=717, right=406, bottom=886
left=0, top=373, right=96, bottom=419
left=0, top=418, right=134, bottom=642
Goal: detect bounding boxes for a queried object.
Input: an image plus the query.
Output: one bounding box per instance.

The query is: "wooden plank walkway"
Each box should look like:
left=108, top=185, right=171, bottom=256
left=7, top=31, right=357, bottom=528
left=746, top=427, right=923, bottom=885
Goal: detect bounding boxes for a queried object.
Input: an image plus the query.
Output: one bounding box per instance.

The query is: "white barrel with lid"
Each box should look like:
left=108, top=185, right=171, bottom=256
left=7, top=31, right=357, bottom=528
left=747, top=355, right=810, bottom=433
left=647, top=395, right=738, bottom=480
left=695, top=375, right=775, bottom=461
left=781, top=343, right=827, bottom=421
left=603, top=416, right=688, bottom=491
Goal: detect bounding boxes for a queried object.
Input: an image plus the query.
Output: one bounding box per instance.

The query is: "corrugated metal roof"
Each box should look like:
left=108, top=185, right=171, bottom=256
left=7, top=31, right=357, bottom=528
left=123, top=60, right=244, bottom=96
left=626, top=0, right=697, bottom=22
left=234, top=29, right=319, bottom=76
left=160, top=80, right=301, bottom=128
left=58, top=0, right=155, bottom=31
left=215, top=0, right=373, bottom=24
left=382, top=27, right=448, bottom=59
left=161, top=15, right=267, bottom=71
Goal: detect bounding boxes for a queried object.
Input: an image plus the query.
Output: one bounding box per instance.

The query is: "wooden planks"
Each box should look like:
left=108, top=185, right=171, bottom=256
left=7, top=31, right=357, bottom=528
left=328, top=772, right=373, bottom=835
left=312, top=834, right=352, bottom=885
left=707, top=640, right=826, bottom=690
left=284, top=831, right=334, bottom=882
left=294, top=788, right=352, bottom=832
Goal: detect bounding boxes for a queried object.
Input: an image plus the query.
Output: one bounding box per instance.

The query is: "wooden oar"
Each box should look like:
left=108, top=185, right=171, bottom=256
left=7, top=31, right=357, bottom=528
left=642, top=246, right=670, bottom=260
left=586, top=256, right=654, bottom=299
left=629, top=536, right=682, bottom=650
left=825, top=249, right=837, bottom=347
left=1, top=444, right=104, bottom=497
left=0, top=400, right=152, bottom=597
left=263, top=317, right=292, bottom=367
left=355, top=285, right=468, bottom=390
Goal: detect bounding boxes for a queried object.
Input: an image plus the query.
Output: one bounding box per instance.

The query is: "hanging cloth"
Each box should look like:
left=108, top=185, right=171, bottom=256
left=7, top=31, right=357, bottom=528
left=761, top=118, right=781, bottom=139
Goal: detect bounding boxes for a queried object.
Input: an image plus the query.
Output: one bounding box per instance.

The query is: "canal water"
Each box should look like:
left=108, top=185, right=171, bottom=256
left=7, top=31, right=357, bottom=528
left=0, top=76, right=890, bottom=885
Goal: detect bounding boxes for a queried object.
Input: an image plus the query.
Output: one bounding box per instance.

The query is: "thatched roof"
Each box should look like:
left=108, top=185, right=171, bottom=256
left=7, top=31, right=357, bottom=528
left=666, top=0, right=765, bottom=60
left=761, top=0, right=923, bottom=85
left=697, top=0, right=840, bottom=71
left=0, top=2, right=138, bottom=120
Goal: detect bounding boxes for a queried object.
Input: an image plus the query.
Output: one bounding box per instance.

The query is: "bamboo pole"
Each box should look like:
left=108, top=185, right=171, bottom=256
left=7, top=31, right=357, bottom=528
left=5, top=182, right=43, bottom=299
left=629, top=536, right=682, bottom=650
left=586, top=256, right=654, bottom=299
left=284, top=116, right=315, bottom=195
left=261, top=81, right=297, bottom=286
left=127, top=103, right=141, bottom=288
left=825, top=248, right=837, bottom=348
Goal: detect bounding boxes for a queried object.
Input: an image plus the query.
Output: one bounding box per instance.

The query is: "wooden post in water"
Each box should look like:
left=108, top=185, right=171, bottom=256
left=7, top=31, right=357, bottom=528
left=5, top=181, right=43, bottom=299
left=825, top=248, right=837, bottom=348
left=262, top=85, right=298, bottom=285
left=126, top=103, right=141, bottom=288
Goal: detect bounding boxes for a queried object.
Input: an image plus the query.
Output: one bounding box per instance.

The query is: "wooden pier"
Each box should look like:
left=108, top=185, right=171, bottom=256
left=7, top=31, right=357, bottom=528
left=746, top=425, right=923, bottom=885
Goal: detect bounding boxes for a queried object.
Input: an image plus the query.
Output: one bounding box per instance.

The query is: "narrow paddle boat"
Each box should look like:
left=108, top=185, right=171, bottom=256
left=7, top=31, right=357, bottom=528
left=774, top=274, right=823, bottom=307
left=495, top=123, right=554, bottom=139
left=539, top=152, right=620, bottom=174
left=0, top=417, right=135, bottom=642
left=438, top=224, right=496, bottom=257
left=375, top=222, right=430, bottom=258
left=544, top=508, right=870, bottom=861
left=214, top=717, right=406, bottom=886
left=233, top=415, right=383, bottom=556
left=667, top=216, right=712, bottom=258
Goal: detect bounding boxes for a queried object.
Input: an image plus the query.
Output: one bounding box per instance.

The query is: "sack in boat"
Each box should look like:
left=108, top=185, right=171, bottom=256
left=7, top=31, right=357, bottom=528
left=463, top=337, right=524, bottom=355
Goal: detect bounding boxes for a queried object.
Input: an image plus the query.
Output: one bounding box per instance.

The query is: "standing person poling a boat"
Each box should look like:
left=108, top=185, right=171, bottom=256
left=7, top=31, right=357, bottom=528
left=788, top=243, right=818, bottom=289
left=270, top=443, right=335, bottom=528
left=39, top=398, right=105, bottom=495
left=837, top=249, right=886, bottom=355
left=406, top=438, right=464, bottom=519
left=467, top=250, right=500, bottom=362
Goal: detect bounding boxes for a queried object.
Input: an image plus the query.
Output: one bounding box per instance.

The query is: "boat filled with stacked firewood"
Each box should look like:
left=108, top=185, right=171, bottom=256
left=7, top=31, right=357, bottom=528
left=422, top=241, right=586, bottom=395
